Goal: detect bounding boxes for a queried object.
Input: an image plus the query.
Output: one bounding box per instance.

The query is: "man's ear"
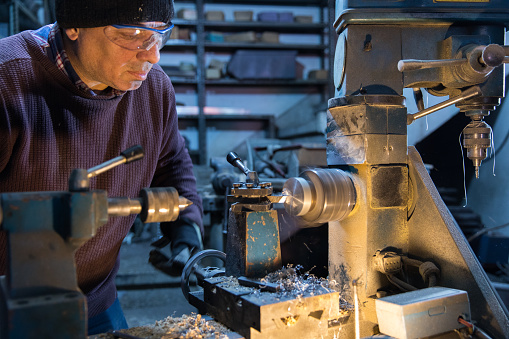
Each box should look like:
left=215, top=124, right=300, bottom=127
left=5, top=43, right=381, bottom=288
left=64, top=28, right=79, bottom=41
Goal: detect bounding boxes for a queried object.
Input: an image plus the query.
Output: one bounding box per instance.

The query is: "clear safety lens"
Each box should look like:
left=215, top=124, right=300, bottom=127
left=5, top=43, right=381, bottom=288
left=104, top=23, right=174, bottom=51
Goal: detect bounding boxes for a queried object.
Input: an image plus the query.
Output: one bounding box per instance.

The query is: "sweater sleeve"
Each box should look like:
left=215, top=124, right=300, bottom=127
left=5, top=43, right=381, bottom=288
left=149, top=71, right=203, bottom=235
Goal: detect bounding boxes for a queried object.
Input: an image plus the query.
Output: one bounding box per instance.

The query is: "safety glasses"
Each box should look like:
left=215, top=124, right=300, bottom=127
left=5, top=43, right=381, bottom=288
left=104, top=23, right=174, bottom=51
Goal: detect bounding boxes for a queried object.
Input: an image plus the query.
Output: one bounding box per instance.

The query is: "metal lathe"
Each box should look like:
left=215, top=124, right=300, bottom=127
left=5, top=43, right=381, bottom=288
left=182, top=1, right=509, bottom=338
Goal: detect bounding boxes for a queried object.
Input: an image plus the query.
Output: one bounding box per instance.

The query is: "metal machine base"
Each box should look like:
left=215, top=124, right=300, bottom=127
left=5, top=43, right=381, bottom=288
left=188, top=275, right=347, bottom=339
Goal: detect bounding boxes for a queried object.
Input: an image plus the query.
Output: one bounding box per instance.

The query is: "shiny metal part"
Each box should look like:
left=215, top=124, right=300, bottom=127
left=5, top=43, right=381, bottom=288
left=179, top=196, right=193, bottom=209
left=87, top=145, right=144, bottom=179
left=398, top=58, right=468, bottom=72
left=139, top=187, right=184, bottom=223
left=69, top=145, right=144, bottom=192
left=109, top=187, right=191, bottom=222
left=107, top=197, right=143, bottom=217
left=282, top=168, right=356, bottom=226
left=462, top=118, right=492, bottom=179
left=398, top=44, right=508, bottom=72
left=406, top=86, right=481, bottom=125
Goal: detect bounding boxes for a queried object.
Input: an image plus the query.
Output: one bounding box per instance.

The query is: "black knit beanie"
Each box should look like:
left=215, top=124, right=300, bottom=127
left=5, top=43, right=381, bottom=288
left=56, top=0, right=174, bottom=28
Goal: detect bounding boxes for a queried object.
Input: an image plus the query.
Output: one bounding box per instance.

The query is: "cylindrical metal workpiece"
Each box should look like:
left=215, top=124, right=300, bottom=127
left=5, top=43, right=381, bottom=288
left=139, top=187, right=181, bottom=223
left=282, top=168, right=356, bottom=227
left=108, top=197, right=143, bottom=217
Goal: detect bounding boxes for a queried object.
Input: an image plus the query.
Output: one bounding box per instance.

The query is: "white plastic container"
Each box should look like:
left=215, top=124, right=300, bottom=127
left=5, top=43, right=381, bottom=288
left=375, top=287, right=470, bottom=339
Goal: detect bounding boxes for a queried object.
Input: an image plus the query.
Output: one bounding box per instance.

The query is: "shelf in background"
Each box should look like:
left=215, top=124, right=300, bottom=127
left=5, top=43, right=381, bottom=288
left=202, top=0, right=328, bottom=6
left=172, top=19, right=198, bottom=27
left=203, top=21, right=328, bottom=33
left=170, top=78, right=329, bottom=86
left=167, top=0, right=334, bottom=164
left=204, top=79, right=328, bottom=86
left=178, top=113, right=276, bottom=138
left=169, top=78, right=198, bottom=85
left=163, top=41, right=198, bottom=51
left=203, top=42, right=327, bottom=52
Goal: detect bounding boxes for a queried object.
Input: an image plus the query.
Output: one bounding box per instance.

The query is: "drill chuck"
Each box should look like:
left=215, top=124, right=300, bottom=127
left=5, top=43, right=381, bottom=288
left=463, top=119, right=491, bottom=178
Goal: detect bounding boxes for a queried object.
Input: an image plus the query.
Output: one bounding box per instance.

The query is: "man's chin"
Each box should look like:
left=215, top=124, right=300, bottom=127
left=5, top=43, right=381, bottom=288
left=117, top=80, right=143, bottom=91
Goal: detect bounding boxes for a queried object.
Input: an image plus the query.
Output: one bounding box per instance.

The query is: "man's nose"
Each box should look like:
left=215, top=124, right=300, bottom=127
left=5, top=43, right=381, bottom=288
left=137, top=43, right=160, bottom=64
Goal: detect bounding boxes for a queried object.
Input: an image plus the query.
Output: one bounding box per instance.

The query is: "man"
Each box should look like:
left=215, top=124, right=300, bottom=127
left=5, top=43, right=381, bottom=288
left=0, top=0, right=203, bottom=334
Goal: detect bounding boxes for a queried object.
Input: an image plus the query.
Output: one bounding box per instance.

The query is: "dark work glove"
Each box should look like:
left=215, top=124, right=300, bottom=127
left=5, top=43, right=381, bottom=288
left=148, top=217, right=202, bottom=277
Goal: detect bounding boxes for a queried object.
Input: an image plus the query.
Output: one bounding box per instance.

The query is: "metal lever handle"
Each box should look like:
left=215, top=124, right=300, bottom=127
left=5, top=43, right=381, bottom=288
left=398, top=58, right=467, bottom=72
left=87, top=145, right=144, bottom=178
left=407, top=86, right=481, bottom=125
left=226, top=151, right=259, bottom=185
left=398, top=44, right=509, bottom=72
left=226, top=151, right=250, bottom=175
left=69, top=145, right=145, bottom=191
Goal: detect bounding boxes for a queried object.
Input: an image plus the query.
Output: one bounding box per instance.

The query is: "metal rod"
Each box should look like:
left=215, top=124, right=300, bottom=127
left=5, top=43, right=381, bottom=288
left=398, top=58, right=467, bottom=72
left=107, top=197, right=143, bottom=217
left=87, top=156, right=126, bottom=178
left=407, top=86, right=481, bottom=125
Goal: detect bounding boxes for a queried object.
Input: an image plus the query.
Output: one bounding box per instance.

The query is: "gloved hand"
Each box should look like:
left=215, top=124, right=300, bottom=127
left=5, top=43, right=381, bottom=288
left=148, top=217, right=203, bottom=277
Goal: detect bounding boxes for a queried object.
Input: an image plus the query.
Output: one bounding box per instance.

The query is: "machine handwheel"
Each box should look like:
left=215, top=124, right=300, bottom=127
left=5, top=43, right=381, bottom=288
left=180, top=249, right=227, bottom=301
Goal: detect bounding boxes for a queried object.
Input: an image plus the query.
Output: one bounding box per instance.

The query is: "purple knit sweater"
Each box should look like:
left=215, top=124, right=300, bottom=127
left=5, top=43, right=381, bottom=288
left=0, top=31, right=203, bottom=317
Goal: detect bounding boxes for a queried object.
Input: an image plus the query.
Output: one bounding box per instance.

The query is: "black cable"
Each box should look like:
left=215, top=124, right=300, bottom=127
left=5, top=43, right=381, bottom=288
left=467, top=221, right=509, bottom=242
left=387, top=274, right=418, bottom=292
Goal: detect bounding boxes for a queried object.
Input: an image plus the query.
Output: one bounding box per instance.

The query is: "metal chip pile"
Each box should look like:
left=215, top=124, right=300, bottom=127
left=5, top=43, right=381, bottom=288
left=96, top=313, right=230, bottom=339
left=217, top=264, right=353, bottom=310
left=261, top=264, right=340, bottom=297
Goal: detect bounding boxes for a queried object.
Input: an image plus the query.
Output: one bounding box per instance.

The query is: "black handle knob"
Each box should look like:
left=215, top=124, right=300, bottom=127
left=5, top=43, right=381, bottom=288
left=481, top=44, right=506, bottom=67
left=121, top=145, right=145, bottom=164
left=226, top=152, right=250, bottom=175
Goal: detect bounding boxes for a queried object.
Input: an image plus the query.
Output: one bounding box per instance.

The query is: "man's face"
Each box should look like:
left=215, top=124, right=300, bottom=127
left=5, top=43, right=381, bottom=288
left=64, top=23, right=162, bottom=91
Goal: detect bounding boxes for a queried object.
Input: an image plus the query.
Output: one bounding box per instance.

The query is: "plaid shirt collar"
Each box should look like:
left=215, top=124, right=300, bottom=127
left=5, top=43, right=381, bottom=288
left=31, top=23, right=125, bottom=97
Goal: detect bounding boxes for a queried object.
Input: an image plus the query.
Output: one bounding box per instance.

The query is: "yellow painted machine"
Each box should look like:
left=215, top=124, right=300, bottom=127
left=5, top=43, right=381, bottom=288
left=183, top=1, right=509, bottom=338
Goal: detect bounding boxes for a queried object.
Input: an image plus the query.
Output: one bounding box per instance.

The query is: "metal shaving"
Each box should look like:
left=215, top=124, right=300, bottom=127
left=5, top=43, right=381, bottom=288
left=95, top=313, right=230, bottom=339
left=261, top=264, right=339, bottom=297
left=258, top=265, right=354, bottom=315
left=218, top=264, right=353, bottom=310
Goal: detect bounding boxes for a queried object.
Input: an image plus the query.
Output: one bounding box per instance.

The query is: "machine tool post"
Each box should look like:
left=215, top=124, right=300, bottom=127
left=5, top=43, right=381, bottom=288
left=224, top=152, right=281, bottom=278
